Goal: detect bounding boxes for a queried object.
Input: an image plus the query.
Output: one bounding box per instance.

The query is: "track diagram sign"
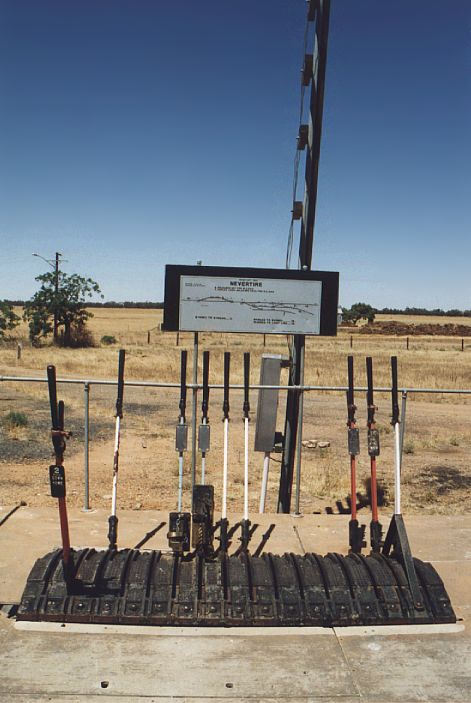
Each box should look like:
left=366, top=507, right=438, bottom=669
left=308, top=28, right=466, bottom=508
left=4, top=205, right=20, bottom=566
left=180, top=275, right=322, bottom=334
left=163, top=265, right=339, bottom=336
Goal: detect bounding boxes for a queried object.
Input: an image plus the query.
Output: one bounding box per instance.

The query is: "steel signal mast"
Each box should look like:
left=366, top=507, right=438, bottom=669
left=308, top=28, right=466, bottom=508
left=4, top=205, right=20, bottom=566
left=278, top=0, right=331, bottom=512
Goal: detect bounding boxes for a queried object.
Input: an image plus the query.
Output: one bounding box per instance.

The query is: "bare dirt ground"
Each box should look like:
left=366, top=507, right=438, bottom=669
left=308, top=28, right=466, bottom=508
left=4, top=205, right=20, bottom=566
left=1, top=380, right=470, bottom=518
left=1, top=308, right=470, bottom=519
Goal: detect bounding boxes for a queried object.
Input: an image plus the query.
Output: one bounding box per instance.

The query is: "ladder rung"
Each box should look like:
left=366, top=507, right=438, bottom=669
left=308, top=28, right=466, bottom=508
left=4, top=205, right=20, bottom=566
left=302, top=54, right=313, bottom=86
left=292, top=202, right=303, bottom=221
left=297, top=125, right=309, bottom=150
left=307, top=0, right=317, bottom=22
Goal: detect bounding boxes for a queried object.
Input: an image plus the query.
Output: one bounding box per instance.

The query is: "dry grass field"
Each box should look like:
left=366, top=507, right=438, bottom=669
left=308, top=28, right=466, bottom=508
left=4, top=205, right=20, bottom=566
left=1, top=308, right=471, bottom=523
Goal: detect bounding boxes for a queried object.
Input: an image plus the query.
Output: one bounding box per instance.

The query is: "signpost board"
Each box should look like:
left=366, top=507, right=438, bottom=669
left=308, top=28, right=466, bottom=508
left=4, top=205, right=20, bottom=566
left=163, top=265, right=339, bottom=336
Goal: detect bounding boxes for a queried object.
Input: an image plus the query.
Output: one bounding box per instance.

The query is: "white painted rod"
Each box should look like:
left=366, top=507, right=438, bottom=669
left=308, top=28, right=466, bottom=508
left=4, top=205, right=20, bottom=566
left=177, top=454, right=184, bottom=512
left=201, top=416, right=207, bottom=485
left=222, top=418, right=229, bottom=519
left=259, top=452, right=270, bottom=514
left=111, top=416, right=120, bottom=516
left=111, top=474, right=118, bottom=516
left=394, top=422, right=401, bottom=514
left=244, top=418, right=249, bottom=521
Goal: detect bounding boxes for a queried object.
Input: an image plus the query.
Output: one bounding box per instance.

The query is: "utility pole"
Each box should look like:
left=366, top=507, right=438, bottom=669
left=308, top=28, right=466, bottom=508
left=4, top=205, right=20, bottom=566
left=278, top=0, right=331, bottom=513
left=54, top=252, right=60, bottom=343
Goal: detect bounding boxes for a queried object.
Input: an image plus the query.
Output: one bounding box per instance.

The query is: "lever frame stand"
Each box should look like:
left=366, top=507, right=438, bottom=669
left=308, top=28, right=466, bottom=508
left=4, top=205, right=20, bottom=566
left=382, top=514, right=425, bottom=615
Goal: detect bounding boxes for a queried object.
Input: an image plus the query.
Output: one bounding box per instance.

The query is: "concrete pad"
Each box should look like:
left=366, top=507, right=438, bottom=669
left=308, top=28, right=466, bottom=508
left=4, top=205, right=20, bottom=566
left=1, top=509, right=471, bottom=702
left=0, top=503, right=25, bottom=525
left=389, top=515, right=471, bottom=563
left=337, top=625, right=471, bottom=701
left=0, top=505, right=169, bottom=550
left=0, top=505, right=14, bottom=523
left=294, top=513, right=471, bottom=560
left=429, top=561, right=471, bottom=608
left=293, top=514, right=349, bottom=553
left=237, top=512, right=302, bottom=554
left=0, top=615, right=356, bottom=701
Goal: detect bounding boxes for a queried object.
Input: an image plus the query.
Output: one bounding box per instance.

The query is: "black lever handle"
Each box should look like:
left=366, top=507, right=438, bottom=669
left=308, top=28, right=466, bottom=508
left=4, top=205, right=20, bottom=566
left=202, top=350, right=210, bottom=420
left=47, top=365, right=59, bottom=429
left=58, top=400, right=65, bottom=431
left=391, top=356, right=399, bottom=425
left=366, top=356, right=375, bottom=426
left=223, top=352, right=230, bottom=419
left=179, top=350, right=187, bottom=421
left=347, top=355, right=355, bottom=424
left=115, top=349, right=126, bottom=418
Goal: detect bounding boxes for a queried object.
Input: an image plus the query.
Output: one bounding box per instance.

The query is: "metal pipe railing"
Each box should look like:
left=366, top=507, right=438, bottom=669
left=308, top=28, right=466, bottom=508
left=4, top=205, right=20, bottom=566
left=1, top=374, right=470, bottom=513
left=2, top=375, right=471, bottom=394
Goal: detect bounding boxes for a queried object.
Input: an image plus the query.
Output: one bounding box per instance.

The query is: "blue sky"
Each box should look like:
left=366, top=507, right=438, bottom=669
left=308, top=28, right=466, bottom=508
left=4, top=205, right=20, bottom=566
left=0, top=0, right=470, bottom=308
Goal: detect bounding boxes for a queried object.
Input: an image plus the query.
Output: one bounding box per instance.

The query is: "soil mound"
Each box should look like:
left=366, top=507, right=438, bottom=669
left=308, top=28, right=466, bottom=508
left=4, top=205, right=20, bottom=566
left=359, top=322, right=471, bottom=336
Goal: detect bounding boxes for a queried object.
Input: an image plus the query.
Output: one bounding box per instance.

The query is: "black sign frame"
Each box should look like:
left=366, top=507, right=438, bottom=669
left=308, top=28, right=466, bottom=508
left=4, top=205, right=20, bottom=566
left=163, top=265, right=339, bottom=336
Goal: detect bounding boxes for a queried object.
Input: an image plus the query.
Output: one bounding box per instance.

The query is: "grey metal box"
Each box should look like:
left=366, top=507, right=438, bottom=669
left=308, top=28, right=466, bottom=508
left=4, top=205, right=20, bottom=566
left=198, top=424, right=210, bottom=452
left=175, top=424, right=188, bottom=452
left=254, top=354, right=284, bottom=452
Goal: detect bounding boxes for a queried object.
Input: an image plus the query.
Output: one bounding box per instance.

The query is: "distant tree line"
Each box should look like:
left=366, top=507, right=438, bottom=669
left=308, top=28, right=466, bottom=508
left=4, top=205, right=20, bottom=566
left=87, top=301, right=164, bottom=309
left=2, top=299, right=164, bottom=309
left=341, top=303, right=471, bottom=326
left=377, top=307, right=471, bottom=317
left=2, top=299, right=468, bottom=317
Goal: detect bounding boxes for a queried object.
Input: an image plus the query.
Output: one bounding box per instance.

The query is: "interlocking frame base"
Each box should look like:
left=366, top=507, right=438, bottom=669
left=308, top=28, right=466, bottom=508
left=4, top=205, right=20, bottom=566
left=18, top=534, right=455, bottom=628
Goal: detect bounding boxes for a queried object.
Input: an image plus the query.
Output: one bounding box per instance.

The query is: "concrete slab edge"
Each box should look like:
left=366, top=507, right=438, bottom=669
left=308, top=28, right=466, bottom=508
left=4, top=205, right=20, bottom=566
left=14, top=620, right=465, bottom=637
left=334, top=622, right=465, bottom=637
left=0, top=696, right=364, bottom=703
left=14, top=622, right=335, bottom=636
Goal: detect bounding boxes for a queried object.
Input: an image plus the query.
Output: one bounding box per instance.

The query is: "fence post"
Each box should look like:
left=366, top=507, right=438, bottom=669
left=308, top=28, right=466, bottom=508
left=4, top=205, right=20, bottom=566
left=350, top=335, right=353, bottom=349
left=462, top=338, right=464, bottom=352
left=83, top=382, right=91, bottom=511
left=147, top=330, right=151, bottom=344
left=406, top=336, right=409, bottom=350
left=16, top=343, right=22, bottom=361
